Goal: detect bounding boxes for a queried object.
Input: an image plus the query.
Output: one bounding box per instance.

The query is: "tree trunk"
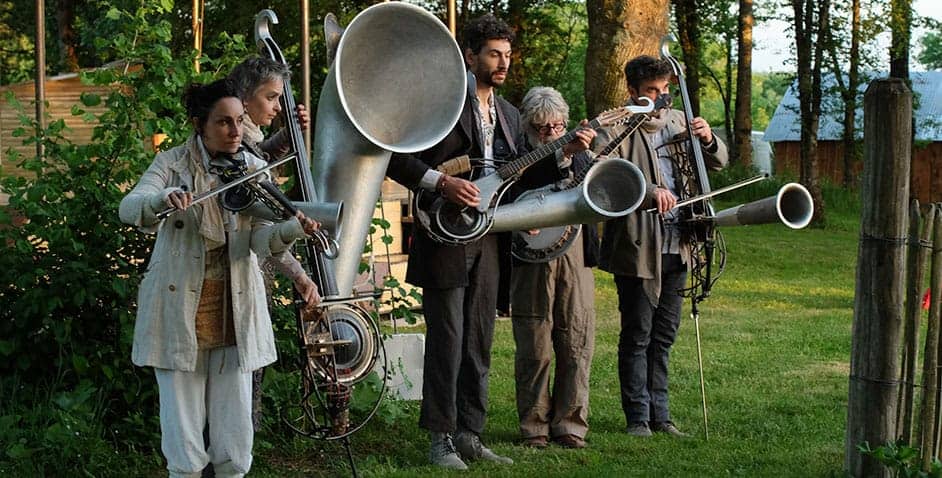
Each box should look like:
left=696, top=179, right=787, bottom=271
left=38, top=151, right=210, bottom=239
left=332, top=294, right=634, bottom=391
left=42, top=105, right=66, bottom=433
left=724, top=34, right=733, bottom=158
left=843, top=0, right=861, bottom=187
left=734, top=0, right=753, bottom=168
left=890, top=0, right=911, bottom=80
left=674, top=0, right=701, bottom=117
left=585, top=0, right=670, bottom=117
left=793, top=0, right=825, bottom=225
left=56, top=0, right=79, bottom=72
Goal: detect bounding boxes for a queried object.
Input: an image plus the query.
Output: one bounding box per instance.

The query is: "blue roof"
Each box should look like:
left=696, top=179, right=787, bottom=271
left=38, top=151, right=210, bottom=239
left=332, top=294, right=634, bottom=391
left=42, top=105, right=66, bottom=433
left=763, top=71, right=942, bottom=142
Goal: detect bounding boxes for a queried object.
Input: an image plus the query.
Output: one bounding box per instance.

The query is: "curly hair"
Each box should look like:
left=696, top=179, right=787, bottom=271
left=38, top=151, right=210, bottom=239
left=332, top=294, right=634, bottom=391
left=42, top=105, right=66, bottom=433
left=461, top=13, right=515, bottom=55
left=623, top=55, right=674, bottom=91
left=182, top=79, right=239, bottom=129
left=228, top=57, right=290, bottom=102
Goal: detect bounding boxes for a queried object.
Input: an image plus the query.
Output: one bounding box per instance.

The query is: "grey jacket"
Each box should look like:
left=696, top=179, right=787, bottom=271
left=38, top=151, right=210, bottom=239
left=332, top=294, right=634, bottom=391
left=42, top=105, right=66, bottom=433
left=119, top=136, right=306, bottom=372
left=595, top=108, right=727, bottom=301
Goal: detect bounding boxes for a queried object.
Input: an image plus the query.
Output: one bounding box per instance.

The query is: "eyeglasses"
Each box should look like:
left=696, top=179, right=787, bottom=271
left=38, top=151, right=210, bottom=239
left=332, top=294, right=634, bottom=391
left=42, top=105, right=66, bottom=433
left=533, top=122, right=566, bottom=134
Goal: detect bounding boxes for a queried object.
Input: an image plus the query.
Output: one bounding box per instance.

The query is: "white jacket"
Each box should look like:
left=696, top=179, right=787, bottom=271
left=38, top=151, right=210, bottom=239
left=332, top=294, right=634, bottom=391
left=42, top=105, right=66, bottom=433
left=119, top=135, right=306, bottom=372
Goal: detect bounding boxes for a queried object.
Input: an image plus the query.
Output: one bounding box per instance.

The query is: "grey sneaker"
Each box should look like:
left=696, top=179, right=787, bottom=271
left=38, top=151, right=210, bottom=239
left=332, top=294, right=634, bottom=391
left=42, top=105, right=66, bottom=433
left=652, top=421, right=691, bottom=438
left=626, top=421, right=653, bottom=437
left=454, top=431, right=513, bottom=465
left=429, top=432, right=468, bottom=470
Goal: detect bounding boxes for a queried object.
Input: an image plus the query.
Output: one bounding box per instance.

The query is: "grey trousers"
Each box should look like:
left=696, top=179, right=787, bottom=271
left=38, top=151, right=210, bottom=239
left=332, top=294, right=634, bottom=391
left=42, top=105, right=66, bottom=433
left=614, top=253, right=687, bottom=425
left=419, top=235, right=499, bottom=434
left=511, top=233, right=596, bottom=439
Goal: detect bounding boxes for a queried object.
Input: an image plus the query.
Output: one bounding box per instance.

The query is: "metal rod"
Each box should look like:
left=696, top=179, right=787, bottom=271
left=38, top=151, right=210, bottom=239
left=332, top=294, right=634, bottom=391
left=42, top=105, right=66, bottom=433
left=34, top=0, right=45, bottom=161
left=693, top=308, right=710, bottom=440
left=301, top=0, right=311, bottom=159
left=644, top=174, right=769, bottom=214
left=447, top=0, right=456, bottom=36
left=156, top=154, right=295, bottom=219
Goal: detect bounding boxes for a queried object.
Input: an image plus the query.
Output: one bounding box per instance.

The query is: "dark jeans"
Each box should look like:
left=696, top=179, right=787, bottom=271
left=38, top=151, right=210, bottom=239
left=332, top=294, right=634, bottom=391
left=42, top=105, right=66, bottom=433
left=614, top=253, right=687, bottom=425
left=420, top=235, right=499, bottom=434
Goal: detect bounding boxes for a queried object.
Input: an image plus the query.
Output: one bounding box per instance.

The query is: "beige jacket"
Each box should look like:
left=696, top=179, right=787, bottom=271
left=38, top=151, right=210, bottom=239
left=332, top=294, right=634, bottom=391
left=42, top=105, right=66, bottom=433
left=119, top=136, right=306, bottom=372
left=595, top=108, right=727, bottom=302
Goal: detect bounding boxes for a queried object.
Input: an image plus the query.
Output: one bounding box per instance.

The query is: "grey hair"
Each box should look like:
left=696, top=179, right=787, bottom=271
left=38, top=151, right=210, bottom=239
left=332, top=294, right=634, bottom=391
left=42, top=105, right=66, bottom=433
left=519, top=86, right=570, bottom=129
left=228, top=57, right=290, bottom=101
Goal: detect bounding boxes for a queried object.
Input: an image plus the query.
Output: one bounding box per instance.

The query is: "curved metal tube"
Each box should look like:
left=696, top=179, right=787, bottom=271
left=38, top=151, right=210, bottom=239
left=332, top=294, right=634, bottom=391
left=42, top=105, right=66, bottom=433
left=490, top=158, right=646, bottom=233
left=312, top=3, right=466, bottom=296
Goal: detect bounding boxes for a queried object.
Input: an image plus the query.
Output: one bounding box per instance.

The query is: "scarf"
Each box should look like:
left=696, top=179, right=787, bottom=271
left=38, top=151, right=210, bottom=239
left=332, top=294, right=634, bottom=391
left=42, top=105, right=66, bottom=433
left=185, top=135, right=227, bottom=251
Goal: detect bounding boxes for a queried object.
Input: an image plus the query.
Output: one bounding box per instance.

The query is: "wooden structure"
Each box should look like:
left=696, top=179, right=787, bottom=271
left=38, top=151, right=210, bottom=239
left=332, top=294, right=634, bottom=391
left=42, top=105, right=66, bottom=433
left=764, top=71, right=942, bottom=203
left=846, top=78, right=912, bottom=478
left=0, top=72, right=112, bottom=181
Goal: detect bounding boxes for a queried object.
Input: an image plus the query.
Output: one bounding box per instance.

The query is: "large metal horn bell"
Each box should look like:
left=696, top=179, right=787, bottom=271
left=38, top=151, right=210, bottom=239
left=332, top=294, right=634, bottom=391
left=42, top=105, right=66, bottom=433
left=713, top=182, right=814, bottom=229
left=490, top=158, right=646, bottom=233
left=312, top=2, right=466, bottom=297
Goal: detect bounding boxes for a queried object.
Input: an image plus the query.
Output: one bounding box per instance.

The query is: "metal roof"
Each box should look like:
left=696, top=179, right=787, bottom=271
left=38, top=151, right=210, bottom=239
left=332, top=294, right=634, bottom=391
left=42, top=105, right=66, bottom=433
left=763, top=71, right=942, bottom=142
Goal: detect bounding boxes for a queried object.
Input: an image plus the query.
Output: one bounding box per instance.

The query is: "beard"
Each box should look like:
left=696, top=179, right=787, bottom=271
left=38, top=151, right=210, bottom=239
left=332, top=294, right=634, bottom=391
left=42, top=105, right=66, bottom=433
left=475, top=66, right=508, bottom=88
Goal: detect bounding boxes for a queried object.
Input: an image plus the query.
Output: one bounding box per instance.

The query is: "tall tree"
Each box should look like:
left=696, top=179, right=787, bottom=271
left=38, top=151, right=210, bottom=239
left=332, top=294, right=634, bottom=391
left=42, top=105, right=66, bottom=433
left=585, top=0, right=670, bottom=117
left=733, top=0, right=753, bottom=167
left=56, top=0, right=80, bottom=72
left=673, top=0, right=701, bottom=116
left=917, top=30, right=942, bottom=69
left=791, top=0, right=826, bottom=224
left=889, top=0, right=911, bottom=79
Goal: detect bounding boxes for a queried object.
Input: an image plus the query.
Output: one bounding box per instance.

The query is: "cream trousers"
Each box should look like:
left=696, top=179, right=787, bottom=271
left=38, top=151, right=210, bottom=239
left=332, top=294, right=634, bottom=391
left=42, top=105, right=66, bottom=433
left=155, top=346, right=253, bottom=478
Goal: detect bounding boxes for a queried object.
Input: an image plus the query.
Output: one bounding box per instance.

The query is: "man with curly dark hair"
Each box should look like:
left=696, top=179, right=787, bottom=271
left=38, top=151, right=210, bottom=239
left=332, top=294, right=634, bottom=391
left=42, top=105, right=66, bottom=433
left=387, top=13, right=593, bottom=470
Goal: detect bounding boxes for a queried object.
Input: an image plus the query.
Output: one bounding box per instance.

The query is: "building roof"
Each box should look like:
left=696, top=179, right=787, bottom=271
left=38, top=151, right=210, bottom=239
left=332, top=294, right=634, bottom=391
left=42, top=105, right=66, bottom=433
left=763, top=71, right=942, bottom=143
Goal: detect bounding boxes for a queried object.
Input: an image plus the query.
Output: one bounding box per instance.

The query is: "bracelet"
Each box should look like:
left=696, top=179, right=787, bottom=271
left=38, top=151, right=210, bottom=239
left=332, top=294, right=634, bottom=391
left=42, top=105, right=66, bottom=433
left=436, top=175, right=448, bottom=194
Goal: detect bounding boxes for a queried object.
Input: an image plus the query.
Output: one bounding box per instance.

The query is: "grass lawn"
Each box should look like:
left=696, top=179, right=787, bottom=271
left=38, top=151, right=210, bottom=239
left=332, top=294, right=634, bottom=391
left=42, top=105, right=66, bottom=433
left=247, top=202, right=860, bottom=477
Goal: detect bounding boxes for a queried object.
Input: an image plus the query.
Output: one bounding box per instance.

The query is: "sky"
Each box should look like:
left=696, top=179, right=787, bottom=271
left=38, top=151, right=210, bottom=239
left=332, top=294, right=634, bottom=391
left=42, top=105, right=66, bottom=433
left=752, top=0, right=942, bottom=72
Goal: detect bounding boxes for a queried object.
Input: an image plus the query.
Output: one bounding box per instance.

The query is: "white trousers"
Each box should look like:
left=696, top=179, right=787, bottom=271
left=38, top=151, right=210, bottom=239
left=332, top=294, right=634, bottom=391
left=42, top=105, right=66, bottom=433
left=155, top=346, right=253, bottom=478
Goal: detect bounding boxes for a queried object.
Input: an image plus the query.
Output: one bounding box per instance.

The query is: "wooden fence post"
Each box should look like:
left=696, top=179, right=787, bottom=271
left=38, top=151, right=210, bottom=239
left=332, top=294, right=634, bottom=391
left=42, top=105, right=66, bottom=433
left=846, top=78, right=913, bottom=477
left=920, top=208, right=942, bottom=468
left=900, top=201, right=934, bottom=444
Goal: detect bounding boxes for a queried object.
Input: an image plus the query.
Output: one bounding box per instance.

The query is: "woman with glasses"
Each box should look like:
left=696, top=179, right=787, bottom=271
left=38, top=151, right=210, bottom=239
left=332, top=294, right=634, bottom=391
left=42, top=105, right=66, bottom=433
left=510, top=86, right=598, bottom=450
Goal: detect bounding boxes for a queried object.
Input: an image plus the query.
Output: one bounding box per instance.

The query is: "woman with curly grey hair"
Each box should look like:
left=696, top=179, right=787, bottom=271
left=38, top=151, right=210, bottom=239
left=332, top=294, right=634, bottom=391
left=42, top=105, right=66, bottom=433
left=512, top=86, right=598, bottom=450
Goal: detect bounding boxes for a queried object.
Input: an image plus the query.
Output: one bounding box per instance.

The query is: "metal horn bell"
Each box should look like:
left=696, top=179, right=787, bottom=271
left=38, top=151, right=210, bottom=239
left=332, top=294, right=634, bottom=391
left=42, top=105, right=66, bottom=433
left=312, top=3, right=466, bottom=297
left=490, top=158, right=646, bottom=233
left=713, top=182, right=814, bottom=229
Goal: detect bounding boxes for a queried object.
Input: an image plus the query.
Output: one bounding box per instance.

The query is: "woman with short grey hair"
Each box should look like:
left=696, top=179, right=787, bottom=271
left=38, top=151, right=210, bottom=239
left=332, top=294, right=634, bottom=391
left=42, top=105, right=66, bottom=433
left=511, top=86, right=598, bottom=450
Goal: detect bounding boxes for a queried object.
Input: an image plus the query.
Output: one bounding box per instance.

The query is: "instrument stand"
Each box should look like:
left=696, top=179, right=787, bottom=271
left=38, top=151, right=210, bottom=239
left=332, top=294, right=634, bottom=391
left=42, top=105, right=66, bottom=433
left=342, top=436, right=359, bottom=478
left=691, top=299, right=710, bottom=441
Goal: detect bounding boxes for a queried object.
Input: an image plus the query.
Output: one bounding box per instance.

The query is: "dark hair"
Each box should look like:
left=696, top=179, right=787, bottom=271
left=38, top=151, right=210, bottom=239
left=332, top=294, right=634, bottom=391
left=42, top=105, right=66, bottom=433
left=461, top=13, right=515, bottom=55
left=623, top=55, right=674, bottom=91
left=182, top=79, right=239, bottom=129
left=228, top=57, right=290, bottom=101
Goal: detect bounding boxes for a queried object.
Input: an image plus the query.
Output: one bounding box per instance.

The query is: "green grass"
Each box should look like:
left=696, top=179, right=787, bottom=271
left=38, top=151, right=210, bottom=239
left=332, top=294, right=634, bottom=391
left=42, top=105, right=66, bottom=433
left=244, top=201, right=861, bottom=477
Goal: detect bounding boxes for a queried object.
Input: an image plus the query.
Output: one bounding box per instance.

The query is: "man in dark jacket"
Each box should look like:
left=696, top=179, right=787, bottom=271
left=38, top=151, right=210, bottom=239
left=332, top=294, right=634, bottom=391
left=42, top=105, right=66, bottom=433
left=387, top=14, right=593, bottom=470
left=594, top=55, right=727, bottom=439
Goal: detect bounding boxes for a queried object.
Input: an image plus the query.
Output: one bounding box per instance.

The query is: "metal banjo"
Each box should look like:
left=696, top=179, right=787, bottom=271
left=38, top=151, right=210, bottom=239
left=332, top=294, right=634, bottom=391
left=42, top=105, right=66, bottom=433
left=511, top=93, right=673, bottom=263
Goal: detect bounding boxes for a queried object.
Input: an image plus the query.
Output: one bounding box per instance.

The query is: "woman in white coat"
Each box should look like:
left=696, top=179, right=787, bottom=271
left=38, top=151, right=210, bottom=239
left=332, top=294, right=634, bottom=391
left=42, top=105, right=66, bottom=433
left=119, top=79, right=318, bottom=478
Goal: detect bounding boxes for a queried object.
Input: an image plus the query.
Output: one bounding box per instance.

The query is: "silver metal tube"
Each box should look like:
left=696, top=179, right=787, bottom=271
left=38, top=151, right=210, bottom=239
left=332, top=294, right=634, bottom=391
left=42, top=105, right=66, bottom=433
left=312, top=3, right=466, bottom=296
left=490, top=158, right=645, bottom=233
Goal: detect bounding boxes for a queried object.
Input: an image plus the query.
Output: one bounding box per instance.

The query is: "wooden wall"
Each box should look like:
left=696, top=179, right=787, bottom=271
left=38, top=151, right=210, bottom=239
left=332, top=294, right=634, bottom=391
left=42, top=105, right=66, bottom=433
left=772, top=140, right=942, bottom=203
left=0, top=75, right=112, bottom=179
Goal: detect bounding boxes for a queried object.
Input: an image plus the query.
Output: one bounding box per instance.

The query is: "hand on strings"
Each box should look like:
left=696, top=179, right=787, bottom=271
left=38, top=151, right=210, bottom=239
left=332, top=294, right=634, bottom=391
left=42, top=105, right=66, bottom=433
left=295, top=275, right=322, bottom=310
left=295, top=104, right=310, bottom=132
left=654, top=187, right=677, bottom=214
left=295, top=210, right=321, bottom=236
left=561, top=119, right=596, bottom=157
left=166, top=189, right=193, bottom=210
left=690, top=117, right=714, bottom=144
left=438, top=175, right=480, bottom=208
